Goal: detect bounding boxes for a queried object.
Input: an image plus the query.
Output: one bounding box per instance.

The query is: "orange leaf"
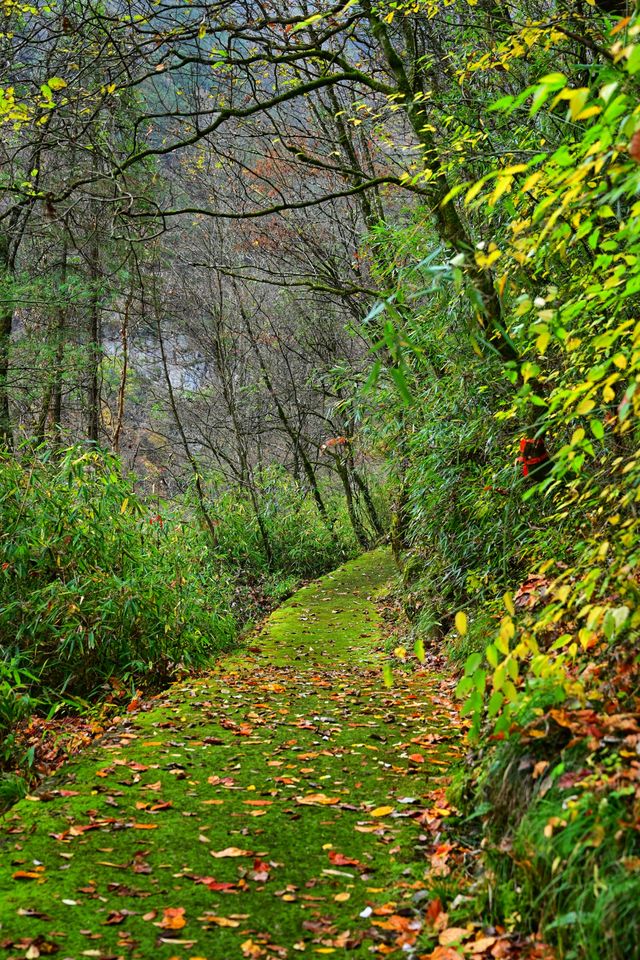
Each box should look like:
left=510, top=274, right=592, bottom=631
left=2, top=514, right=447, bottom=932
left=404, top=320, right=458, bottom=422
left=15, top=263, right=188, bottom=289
left=295, top=793, right=340, bottom=806
left=158, top=907, right=186, bottom=930
left=439, top=927, right=472, bottom=947
left=425, top=897, right=443, bottom=926
left=12, top=870, right=45, bottom=880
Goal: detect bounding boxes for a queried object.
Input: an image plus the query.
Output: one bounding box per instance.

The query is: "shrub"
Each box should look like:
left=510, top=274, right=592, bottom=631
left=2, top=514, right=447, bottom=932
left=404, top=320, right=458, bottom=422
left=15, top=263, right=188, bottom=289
left=0, top=445, right=236, bottom=700
left=0, top=448, right=363, bottom=708
left=204, top=465, right=359, bottom=579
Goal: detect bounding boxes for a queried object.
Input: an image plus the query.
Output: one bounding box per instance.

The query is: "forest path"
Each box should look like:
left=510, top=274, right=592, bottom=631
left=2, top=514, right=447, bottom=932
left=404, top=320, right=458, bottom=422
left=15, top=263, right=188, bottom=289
left=0, top=549, right=464, bottom=960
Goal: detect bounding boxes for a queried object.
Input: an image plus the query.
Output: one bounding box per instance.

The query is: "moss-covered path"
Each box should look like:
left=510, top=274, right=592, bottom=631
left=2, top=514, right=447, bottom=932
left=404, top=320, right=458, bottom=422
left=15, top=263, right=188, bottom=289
left=0, top=550, right=462, bottom=959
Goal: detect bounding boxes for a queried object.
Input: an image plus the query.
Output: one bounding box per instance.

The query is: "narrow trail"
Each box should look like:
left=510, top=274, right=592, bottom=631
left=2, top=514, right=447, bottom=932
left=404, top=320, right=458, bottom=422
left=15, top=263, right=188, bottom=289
left=0, top=549, right=463, bottom=959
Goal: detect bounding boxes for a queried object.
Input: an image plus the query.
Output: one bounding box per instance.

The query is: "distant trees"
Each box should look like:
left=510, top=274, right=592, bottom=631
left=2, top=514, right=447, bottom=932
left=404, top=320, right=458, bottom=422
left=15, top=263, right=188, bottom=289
left=0, top=0, right=622, bottom=548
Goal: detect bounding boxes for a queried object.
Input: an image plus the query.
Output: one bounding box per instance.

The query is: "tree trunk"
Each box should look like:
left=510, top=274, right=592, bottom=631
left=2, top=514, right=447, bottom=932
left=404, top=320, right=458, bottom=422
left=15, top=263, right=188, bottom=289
left=364, top=2, right=518, bottom=366
left=113, top=270, right=133, bottom=455
left=0, top=231, right=14, bottom=448
left=36, top=230, right=69, bottom=444
left=334, top=455, right=369, bottom=548
left=156, top=311, right=220, bottom=545
left=87, top=224, right=101, bottom=444
left=51, top=227, right=69, bottom=439
left=240, top=302, right=333, bottom=529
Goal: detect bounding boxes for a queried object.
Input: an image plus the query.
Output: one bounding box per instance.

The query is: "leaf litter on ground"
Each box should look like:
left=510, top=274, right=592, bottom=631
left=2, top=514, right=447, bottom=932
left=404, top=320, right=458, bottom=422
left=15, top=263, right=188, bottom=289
left=0, top=550, right=553, bottom=959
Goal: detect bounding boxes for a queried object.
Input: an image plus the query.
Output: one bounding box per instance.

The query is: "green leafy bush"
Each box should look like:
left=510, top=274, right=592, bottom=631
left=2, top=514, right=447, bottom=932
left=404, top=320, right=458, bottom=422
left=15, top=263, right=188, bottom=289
left=209, top=466, right=359, bottom=580
left=0, top=446, right=237, bottom=699
left=0, top=656, right=36, bottom=769
left=0, top=448, right=360, bottom=708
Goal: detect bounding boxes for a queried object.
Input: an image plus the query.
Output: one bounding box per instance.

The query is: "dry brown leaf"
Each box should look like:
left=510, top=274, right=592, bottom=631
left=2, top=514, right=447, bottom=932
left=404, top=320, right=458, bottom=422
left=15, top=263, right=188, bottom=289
left=210, top=847, right=255, bottom=858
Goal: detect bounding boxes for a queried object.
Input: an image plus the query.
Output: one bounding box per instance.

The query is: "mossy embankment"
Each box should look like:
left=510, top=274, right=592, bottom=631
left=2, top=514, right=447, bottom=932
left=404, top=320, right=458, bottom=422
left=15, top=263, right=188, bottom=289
left=0, top=549, right=461, bottom=959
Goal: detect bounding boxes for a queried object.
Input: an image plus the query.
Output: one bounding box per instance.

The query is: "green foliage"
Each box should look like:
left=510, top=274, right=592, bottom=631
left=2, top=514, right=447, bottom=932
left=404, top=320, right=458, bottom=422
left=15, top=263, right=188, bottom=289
left=206, top=466, right=358, bottom=580
left=481, top=779, right=640, bottom=960
left=360, top=224, right=569, bottom=637
left=0, top=445, right=237, bottom=699
left=449, top=26, right=640, bottom=738
left=0, top=656, right=36, bottom=769
left=0, top=449, right=358, bottom=711
left=357, top=8, right=640, bottom=955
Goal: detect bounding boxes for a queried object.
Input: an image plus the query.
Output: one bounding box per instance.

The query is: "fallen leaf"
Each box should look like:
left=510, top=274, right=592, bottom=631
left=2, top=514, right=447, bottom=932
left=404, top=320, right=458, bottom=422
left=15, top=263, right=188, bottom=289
left=467, top=936, right=498, bottom=954
left=429, top=949, right=465, bottom=960
left=439, top=927, right=471, bottom=947
left=157, top=907, right=186, bottom=930
left=12, top=870, right=46, bottom=881
left=210, top=847, right=255, bottom=858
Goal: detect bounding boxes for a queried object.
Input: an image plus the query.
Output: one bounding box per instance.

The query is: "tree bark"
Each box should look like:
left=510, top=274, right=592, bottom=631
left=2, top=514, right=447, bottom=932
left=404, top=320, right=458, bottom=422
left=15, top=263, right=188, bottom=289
left=240, top=300, right=333, bottom=529
left=87, top=222, right=101, bottom=444
left=156, top=311, right=220, bottom=545
left=0, top=231, right=14, bottom=448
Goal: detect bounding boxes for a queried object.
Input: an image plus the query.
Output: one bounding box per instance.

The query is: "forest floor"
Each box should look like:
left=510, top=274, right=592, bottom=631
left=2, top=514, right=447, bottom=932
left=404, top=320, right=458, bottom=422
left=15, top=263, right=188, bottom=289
left=0, top=550, right=549, bottom=960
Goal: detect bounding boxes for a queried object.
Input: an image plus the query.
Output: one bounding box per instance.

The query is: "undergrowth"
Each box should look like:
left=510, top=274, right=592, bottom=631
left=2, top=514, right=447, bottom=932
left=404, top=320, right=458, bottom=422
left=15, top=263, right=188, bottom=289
left=0, top=444, right=360, bottom=783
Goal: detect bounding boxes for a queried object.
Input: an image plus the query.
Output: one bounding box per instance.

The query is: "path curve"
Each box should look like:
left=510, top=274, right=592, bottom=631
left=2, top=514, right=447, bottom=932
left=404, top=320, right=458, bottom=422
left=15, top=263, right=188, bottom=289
left=0, top=549, right=461, bottom=959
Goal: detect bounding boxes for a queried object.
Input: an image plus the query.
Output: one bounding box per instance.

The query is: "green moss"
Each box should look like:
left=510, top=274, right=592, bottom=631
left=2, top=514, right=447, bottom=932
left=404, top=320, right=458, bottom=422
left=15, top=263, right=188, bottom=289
left=0, top=549, right=458, bottom=959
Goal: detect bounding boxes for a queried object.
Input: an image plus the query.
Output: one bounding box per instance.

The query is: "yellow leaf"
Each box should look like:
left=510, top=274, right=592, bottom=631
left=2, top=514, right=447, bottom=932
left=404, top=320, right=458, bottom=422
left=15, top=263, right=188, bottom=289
left=576, top=105, right=601, bottom=120
left=536, top=331, right=551, bottom=354
left=455, top=611, right=468, bottom=636
left=569, top=87, right=589, bottom=120
left=393, top=645, right=407, bottom=660
left=370, top=805, right=394, bottom=817
left=465, top=180, right=486, bottom=205
left=576, top=398, right=596, bottom=415
left=498, top=616, right=515, bottom=651
left=475, top=247, right=501, bottom=269
left=489, top=175, right=513, bottom=206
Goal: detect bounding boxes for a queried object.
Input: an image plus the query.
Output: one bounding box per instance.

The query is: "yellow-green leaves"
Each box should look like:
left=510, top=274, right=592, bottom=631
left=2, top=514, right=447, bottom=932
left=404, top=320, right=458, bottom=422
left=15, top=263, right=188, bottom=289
left=497, top=616, right=514, bottom=654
